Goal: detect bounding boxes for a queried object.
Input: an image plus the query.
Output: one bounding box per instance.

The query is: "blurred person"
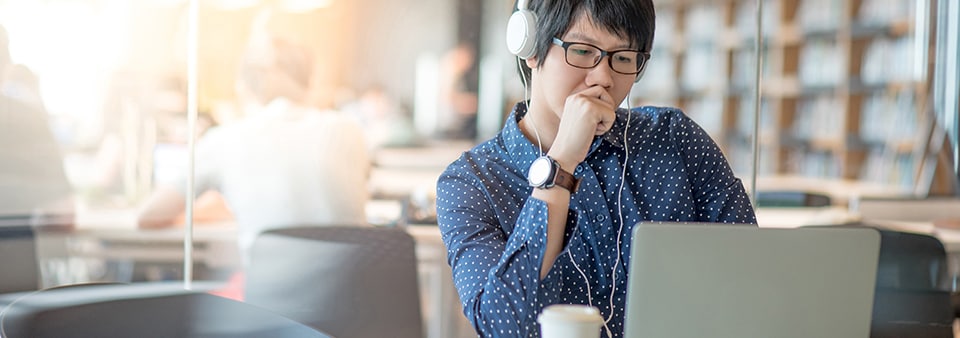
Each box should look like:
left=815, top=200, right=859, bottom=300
left=0, top=23, right=73, bottom=223
left=2, top=63, right=45, bottom=110
left=1, top=23, right=77, bottom=288
left=136, top=35, right=371, bottom=264
left=437, top=42, right=479, bottom=140
left=87, top=72, right=216, bottom=204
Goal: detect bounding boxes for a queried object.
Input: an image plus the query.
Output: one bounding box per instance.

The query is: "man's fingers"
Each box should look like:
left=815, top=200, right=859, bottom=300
left=595, top=111, right=616, bottom=135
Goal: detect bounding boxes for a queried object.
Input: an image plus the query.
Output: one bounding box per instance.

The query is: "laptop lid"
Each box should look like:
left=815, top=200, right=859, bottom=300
left=0, top=217, right=40, bottom=294
left=624, top=223, right=881, bottom=338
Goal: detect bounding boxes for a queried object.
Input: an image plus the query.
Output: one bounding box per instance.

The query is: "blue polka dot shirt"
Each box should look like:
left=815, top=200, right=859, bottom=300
left=436, top=102, right=757, bottom=338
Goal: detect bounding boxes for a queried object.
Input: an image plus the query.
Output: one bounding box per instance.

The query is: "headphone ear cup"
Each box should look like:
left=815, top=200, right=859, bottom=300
left=505, top=9, right=537, bottom=59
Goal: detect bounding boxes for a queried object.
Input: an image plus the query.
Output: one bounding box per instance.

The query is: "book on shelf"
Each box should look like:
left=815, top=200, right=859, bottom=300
left=634, top=0, right=934, bottom=183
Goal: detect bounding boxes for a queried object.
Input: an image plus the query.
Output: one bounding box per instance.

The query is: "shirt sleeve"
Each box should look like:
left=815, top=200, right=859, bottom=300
left=170, top=127, right=225, bottom=197
left=436, top=168, right=565, bottom=337
left=669, top=110, right=757, bottom=224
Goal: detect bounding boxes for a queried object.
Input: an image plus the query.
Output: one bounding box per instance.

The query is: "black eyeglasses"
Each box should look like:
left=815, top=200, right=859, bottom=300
left=552, top=37, right=650, bottom=75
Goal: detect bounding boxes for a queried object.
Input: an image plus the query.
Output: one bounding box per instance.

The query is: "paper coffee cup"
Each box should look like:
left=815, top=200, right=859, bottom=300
left=537, top=304, right=604, bottom=338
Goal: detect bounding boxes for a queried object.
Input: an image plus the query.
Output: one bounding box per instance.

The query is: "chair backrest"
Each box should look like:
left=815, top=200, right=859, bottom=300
left=756, top=190, right=833, bottom=207
left=0, top=282, right=332, bottom=338
left=0, top=222, right=40, bottom=294
left=245, top=226, right=424, bottom=338
left=869, top=227, right=954, bottom=338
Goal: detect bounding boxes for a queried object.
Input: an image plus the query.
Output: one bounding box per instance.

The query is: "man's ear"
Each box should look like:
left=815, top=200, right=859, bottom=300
left=524, top=56, right=539, bottom=70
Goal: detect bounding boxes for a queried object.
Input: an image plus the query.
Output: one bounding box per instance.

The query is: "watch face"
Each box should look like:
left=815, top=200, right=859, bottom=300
left=528, top=157, right=553, bottom=187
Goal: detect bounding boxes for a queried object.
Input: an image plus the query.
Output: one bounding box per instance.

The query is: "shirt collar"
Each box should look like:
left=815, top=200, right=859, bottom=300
left=502, top=102, right=543, bottom=170
left=501, top=101, right=629, bottom=170
left=599, top=109, right=629, bottom=150
left=255, top=97, right=317, bottom=119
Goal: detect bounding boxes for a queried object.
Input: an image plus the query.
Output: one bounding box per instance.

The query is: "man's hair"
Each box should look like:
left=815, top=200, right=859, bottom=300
left=237, top=36, right=313, bottom=103
left=515, top=0, right=656, bottom=83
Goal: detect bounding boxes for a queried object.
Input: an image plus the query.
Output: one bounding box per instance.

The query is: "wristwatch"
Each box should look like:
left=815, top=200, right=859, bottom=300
left=527, top=156, right=580, bottom=193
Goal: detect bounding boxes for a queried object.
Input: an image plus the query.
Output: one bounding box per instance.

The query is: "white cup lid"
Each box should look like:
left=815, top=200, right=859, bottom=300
left=537, top=304, right=603, bottom=324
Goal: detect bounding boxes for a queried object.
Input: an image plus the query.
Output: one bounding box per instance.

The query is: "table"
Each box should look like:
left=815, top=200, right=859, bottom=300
left=756, top=206, right=858, bottom=228
left=751, top=175, right=912, bottom=206
left=757, top=205, right=960, bottom=252
left=369, top=142, right=469, bottom=199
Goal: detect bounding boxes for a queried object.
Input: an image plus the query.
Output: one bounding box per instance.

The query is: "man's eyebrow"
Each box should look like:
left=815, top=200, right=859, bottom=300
left=564, top=32, right=632, bottom=49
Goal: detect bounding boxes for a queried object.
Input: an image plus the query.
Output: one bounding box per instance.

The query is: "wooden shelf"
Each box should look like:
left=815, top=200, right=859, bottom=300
left=850, top=19, right=913, bottom=38
left=806, top=137, right=846, bottom=152
left=849, top=79, right=926, bottom=94
left=633, top=0, right=934, bottom=181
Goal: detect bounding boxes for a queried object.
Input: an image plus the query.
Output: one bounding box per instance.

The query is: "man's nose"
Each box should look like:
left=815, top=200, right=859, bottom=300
left=586, top=57, right=615, bottom=88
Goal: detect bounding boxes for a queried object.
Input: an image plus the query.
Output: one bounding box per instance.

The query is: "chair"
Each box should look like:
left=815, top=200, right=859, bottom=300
left=0, top=282, right=332, bottom=338
left=0, top=222, right=40, bottom=294
left=865, top=227, right=954, bottom=338
left=244, top=226, right=424, bottom=338
left=756, top=190, right=832, bottom=207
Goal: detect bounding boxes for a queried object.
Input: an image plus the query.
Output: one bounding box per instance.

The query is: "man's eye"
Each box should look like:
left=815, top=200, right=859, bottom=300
left=571, top=48, right=592, bottom=56
left=614, top=54, right=635, bottom=64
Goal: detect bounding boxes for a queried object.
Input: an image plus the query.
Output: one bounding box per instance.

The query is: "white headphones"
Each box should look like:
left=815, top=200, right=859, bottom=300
left=506, top=0, right=537, bottom=59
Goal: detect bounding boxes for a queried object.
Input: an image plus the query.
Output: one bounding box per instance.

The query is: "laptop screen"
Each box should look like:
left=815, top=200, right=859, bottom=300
left=623, top=223, right=880, bottom=338
left=0, top=218, right=40, bottom=294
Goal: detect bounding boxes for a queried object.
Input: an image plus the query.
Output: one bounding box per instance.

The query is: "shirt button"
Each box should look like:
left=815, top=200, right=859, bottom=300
left=575, top=165, right=583, bottom=174
left=595, top=214, right=606, bottom=222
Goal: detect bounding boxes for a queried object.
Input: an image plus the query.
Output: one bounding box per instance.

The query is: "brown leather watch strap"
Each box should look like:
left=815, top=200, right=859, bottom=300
left=553, top=166, right=580, bottom=193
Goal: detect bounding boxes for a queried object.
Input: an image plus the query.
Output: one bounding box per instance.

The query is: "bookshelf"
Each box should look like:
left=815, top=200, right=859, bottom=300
left=633, top=0, right=936, bottom=187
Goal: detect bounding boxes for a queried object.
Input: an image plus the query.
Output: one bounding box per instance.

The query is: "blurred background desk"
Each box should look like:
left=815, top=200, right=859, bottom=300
left=756, top=204, right=960, bottom=252
left=369, top=142, right=470, bottom=200
left=752, top=175, right=912, bottom=207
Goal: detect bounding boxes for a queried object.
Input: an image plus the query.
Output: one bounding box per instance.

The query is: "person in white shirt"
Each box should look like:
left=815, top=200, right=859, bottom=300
left=0, top=24, right=73, bottom=222
left=137, top=35, right=370, bottom=260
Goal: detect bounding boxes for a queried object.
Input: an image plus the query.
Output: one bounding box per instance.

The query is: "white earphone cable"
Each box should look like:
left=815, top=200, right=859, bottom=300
left=518, top=57, right=543, bottom=157
left=605, top=90, right=632, bottom=327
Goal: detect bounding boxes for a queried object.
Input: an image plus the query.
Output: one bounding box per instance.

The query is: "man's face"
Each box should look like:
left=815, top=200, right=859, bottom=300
left=527, top=15, right=637, bottom=122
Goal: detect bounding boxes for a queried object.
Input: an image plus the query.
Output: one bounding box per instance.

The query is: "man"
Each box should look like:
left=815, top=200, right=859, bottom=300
left=435, top=1, right=757, bottom=337
left=137, top=35, right=370, bottom=262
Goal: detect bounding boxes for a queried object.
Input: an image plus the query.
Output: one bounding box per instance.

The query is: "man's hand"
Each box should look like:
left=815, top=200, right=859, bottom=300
left=548, top=86, right=617, bottom=171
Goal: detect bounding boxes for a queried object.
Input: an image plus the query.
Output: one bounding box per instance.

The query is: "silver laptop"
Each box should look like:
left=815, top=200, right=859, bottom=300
left=624, top=223, right=881, bottom=338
